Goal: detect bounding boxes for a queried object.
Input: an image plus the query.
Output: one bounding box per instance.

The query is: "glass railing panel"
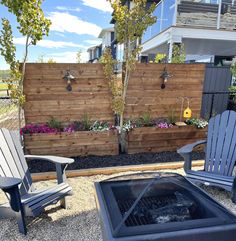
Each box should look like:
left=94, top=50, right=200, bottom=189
left=142, top=0, right=176, bottom=43
left=162, top=0, right=176, bottom=30
left=142, top=2, right=162, bottom=43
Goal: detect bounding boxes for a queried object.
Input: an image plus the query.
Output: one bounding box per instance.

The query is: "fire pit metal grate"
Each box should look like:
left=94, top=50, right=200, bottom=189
left=117, top=192, right=199, bottom=227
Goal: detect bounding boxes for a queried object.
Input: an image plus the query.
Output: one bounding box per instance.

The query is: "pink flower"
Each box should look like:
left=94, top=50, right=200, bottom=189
left=157, top=122, right=173, bottom=129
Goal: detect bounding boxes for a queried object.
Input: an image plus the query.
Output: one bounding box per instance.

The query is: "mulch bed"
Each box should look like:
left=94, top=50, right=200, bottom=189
left=27, top=151, right=205, bottom=173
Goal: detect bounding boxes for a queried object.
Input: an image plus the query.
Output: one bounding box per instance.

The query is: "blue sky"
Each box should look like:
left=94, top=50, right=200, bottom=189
left=0, top=0, right=113, bottom=69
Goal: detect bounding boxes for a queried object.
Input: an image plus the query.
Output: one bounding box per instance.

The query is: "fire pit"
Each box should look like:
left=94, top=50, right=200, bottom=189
left=95, top=173, right=236, bottom=241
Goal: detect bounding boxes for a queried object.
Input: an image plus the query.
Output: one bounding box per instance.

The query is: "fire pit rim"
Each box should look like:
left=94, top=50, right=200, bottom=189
left=95, top=172, right=236, bottom=240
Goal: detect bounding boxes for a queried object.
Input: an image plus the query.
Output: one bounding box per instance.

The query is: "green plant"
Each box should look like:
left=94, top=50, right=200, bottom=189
left=186, top=118, right=208, bottom=129
left=100, top=48, right=124, bottom=115
left=82, top=113, right=91, bottom=131
left=90, top=121, right=111, bottom=131
left=133, top=113, right=155, bottom=127
left=154, top=53, right=166, bottom=63
left=108, top=0, right=157, bottom=130
left=36, top=54, right=56, bottom=63
left=162, top=103, right=177, bottom=124
left=229, top=85, right=236, bottom=103
left=0, top=0, right=51, bottom=130
left=167, top=108, right=177, bottom=124
left=122, top=120, right=136, bottom=132
left=140, top=113, right=153, bottom=127
left=47, top=117, right=62, bottom=131
left=76, top=50, right=82, bottom=63
left=172, top=43, right=186, bottom=63
left=231, top=57, right=236, bottom=77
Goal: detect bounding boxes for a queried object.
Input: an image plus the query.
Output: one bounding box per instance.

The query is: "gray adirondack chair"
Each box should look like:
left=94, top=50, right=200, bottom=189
left=0, top=128, right=74, bottom=234
left=178, top=110, right=236, bottom=203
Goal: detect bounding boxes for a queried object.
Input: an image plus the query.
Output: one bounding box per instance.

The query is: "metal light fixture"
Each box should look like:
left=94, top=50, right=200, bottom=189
left=63, top=69, right=76, bottom=91
left=160, top=67, right=172, bottom=89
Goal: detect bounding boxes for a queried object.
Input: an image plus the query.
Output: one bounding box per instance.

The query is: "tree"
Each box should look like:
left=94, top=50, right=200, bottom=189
left=36, top=54, right=56, bottom=63
left=108, top=0, right=157, bottom=130
left=154, top=53, right=166, bottom=63
left=171, top=43, right=186, bottom=63
left=0, top=0, right=51, bottom=129
left=100, top=48, right=123, bottom=118
left=76, top=50, right=82, bottom=63
left=231, top=57, right=236, bottom=78
left=47, top=58, right=56, bottom=64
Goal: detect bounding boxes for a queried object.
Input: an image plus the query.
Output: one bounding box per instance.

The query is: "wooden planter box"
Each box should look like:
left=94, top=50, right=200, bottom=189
left=126, top=126, right=207, bottom=154
left=24, top=130, right=119, bottom=157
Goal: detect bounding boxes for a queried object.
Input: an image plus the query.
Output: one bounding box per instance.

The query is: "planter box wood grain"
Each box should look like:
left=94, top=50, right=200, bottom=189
left=126, top=126, right=207, bottom=154
left=24, top=130, right=119, bottom=157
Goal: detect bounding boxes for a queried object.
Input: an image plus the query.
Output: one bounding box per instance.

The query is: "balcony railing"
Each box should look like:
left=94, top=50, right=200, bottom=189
left=142, top=0, right=236, bottom=44
left=142, top=0, right=176, bottom=43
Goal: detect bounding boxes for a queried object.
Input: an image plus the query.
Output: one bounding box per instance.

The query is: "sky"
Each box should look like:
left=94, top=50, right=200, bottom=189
left=0, top=0, right=113, bottom=69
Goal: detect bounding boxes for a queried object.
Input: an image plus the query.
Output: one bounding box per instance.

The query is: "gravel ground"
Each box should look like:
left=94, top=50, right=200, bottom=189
left=27, top=151, right=205, bottom=173
left=0, top=167, right=235, bottom=241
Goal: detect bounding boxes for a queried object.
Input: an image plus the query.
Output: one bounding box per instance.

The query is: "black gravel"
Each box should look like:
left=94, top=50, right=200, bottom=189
left=27, top=151, right=205, bottom=173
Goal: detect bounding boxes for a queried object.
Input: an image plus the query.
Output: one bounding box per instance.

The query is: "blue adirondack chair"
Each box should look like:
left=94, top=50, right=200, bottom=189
left=0, top=128, right=74, bottom=234
left=178, top=110, right=236, bottom=203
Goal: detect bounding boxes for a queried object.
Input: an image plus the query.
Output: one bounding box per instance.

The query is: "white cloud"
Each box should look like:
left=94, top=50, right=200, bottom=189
left=13, top=37, right=86, bottom=49
left=47, top=51, right=88, bottom=63
left=54, top=32, right=66, bottom=38
left=56, top=6, right=81, bottom=12
left=48, top=12, right=101, bottom=37
left=85, top=39, right=102, bottom=45
left=81, top=0, right=113, bottom=12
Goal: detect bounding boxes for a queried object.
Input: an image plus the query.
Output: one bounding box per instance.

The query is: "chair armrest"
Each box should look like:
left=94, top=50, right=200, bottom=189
left=177, top=140, right=207, bottom=154
left=25, top=155, right=74, bottom=165
left=25, top=155, right=74, bottom=184
left=0, top=177, right=22, bottom=190
left=177, top=140, right=206, bottom=172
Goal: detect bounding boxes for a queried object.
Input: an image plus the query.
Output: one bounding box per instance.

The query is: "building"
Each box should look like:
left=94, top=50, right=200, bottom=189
left=87, top=44, right=102, bottom=63
left=141, top=0, right=236, bottom=64
left=98, top=27, right=117, bottom=59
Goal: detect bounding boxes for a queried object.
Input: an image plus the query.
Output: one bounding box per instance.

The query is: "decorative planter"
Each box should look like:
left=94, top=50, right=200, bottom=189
left=126, top=126, right=207, bottom=154
left=24, top=130, right=119, bottom=157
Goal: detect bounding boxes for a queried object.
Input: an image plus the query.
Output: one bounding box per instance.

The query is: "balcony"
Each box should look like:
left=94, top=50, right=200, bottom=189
left=142, top=0, right=236, bottom=44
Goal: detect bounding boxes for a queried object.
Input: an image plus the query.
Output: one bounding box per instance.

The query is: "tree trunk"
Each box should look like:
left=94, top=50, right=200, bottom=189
left=18, top=35, right=29, bottom=143
left=119, top=38, right=131, bottom=153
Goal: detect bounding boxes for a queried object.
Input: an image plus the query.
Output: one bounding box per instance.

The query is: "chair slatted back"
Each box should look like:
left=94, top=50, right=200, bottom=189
left=0, top=128, right=34, bottom=196
left=205, top=111, right=236, bottom=176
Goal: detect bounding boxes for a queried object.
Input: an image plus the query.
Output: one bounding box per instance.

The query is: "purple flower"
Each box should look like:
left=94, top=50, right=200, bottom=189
left=63, top=124, right=76, bottom=133
left=20, top=124, right=58, bottom=135
left=157, top=122, right=173, bottom=129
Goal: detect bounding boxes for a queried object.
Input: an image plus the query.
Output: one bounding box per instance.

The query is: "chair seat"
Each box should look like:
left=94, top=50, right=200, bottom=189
left=21, top=183, right=72, bottom=216
left=186, top=170, right=234, bottom=191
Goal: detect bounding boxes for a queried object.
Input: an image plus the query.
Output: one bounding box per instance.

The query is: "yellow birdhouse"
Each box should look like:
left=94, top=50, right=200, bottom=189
left=183, top=107, right=192, bottom=118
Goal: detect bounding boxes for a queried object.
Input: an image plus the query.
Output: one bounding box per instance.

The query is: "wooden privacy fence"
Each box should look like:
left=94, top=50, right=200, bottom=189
left=124, top=63, right=205, bottom=120
left=23, top=63, right=206, bottom=157
left=24, top=63, right=114, bottom=123
left=23, top=63, right=119, bottom=156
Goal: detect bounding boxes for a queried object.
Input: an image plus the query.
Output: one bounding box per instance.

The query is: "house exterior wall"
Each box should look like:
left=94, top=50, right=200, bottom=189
left=143, top=0, right=236, bottom=46
left=141, top=0, right=236, bottom=63
left=102, top=32, right=112, bottom=49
